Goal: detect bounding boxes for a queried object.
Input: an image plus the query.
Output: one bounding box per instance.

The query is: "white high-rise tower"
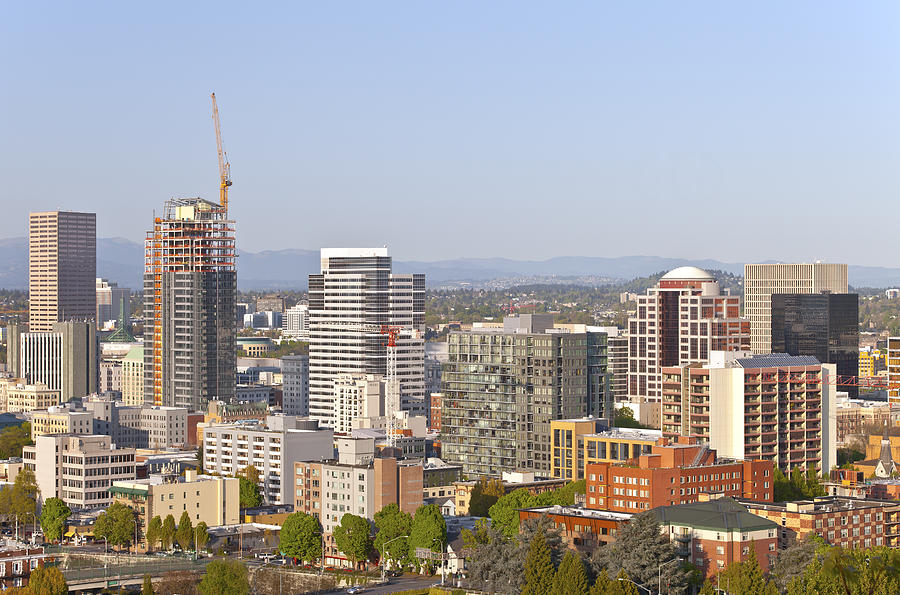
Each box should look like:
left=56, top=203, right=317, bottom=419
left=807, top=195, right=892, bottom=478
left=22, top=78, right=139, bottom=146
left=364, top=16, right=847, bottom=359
left=308, top=248, right=425, bottom=428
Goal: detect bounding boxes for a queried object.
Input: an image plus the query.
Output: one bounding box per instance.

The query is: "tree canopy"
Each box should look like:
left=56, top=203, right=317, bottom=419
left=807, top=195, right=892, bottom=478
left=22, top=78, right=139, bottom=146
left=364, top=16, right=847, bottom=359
left=161, top=514, right=176, bottom=550
left=373, top=503, right=412, bottom=566
left=94, top=502, right=136, bottom=550
left=38, top=497, right=70, bottom=542
left=332, top=513, right=372, bottom=568
left=774, top=467, right=826, bottom=502
left=0, top=422, right=33, bottom=459
left=26, top=565, right=68, bottom=595
left=409, top=503, right=447, bottom=560
left=279, top=511, right=321, bottom=563
left=238, top=477, right=262, bottom=508
left=198, top=559, right=249, bottom=595
left=175, top=511, right=193, bottom=551
left=522, top=533, right=555, bottom=595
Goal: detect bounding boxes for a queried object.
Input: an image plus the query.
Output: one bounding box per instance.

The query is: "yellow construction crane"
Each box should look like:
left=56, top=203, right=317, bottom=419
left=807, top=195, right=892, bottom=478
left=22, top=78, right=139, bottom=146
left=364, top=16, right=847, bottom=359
left=211, top=92, right=232, bottom=213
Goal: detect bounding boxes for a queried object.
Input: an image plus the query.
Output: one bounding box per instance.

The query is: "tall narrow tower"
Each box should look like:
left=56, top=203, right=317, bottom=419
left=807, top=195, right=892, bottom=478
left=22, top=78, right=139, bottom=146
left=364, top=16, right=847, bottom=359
left=28, top=211, right=96, bottom=332
left=143, top=198, right=236, bottom=410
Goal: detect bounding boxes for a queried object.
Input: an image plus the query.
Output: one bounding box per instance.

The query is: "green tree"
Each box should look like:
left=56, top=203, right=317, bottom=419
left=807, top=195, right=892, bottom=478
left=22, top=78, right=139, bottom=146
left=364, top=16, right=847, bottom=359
left=373, top=503, right=412, bottom=566
left=552, top=549, right=589, bottom=595
left=409, top=503, right=447, bottom=564
left=771, top=533, right=823, bottom=591
left=195, top=521, right=210, bottom=552
left=38, top=497, right=70, bottom=543
left=142, top=574, right=155, bottom=595
left=332, top=513, right=372, bottom=569
left=774, top=467, right=827, bottom=502
left=27, top=565, right=68, bottom=595
left=590, top=568, right=615, bottom=595
left=613, top=406, right=644, bottom=429
left=161, top=514, right=176, bottom=550
left=238, top=477, right=262, bottom=508
left=522, top=533, right=555, bottom=595
left=0, top=422, right=33, bottom=459
left=10, top=468, right=39, bottom=526
left=94, top=502, right=136, bottom=550
left=592, top=511, right=692, bottom=595
left=461, top=518, right=520, bottom=594
left=238, top=465, right=261, bottom=485
left=198, top=559, right=249, bottom=595
left=279, top=511, right=322, bottom=564
left=469, top=477, right=505, bottom=517
left=175, top=511, right=193, bottom=551
left=146, top=516, right=163, bottom=552
left=489, top=488, right=539, bottom=538
left=718, top=547, right=778, bottom=595
left=614, top=569, right=641, bottom=595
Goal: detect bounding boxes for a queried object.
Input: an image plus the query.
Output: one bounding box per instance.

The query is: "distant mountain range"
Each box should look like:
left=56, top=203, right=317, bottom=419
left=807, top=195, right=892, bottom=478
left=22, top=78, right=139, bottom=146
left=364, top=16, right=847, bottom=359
left=0, top=236, right=899, bottom=290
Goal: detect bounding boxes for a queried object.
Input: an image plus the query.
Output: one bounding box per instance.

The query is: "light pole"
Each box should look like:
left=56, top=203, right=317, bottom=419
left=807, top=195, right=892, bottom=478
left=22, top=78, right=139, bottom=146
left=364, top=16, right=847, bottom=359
left=658, top=558, right=678, bottom=595
left=431, top=536, right=446, bottom=586
left=617, top=577, right=652, bottom=595
left=380, top=535, right=409, bottom=582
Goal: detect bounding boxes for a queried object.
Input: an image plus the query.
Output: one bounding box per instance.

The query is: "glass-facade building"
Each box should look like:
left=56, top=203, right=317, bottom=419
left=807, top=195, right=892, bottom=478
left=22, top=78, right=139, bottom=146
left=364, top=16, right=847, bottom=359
left=770, top=293, right=859, bottom=397
left=440, top=319, right=610, bottom=478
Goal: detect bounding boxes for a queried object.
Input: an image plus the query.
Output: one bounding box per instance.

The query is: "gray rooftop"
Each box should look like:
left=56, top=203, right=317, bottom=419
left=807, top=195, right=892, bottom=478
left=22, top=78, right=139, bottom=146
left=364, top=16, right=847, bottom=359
left=736, top=353, right=821, bottom=368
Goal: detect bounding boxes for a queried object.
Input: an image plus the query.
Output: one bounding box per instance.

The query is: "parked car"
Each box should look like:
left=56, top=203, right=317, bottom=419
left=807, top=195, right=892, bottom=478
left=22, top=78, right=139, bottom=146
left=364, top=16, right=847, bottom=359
left=346, top=587, right=364, bottom=594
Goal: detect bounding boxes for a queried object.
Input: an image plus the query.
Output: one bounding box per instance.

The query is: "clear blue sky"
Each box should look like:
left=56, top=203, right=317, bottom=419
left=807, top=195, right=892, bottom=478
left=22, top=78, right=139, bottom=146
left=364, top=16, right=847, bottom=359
left=1, top=2, right=898, bottom=265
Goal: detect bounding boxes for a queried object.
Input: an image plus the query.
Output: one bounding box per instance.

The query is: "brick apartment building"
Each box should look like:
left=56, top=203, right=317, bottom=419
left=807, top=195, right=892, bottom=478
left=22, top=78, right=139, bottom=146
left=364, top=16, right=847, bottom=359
left=518, top=505, right=632, bottom=554
left=654, top=497, right=779, bottom=579
left=738, top=496, right=900, bottom=550
left=585, top=438, right=773, bottom=514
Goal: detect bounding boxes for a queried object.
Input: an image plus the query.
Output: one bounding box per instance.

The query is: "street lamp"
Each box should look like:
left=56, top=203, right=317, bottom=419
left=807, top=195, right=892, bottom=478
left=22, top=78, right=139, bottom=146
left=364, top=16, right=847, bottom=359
left=617, top=577, right=652, bottom=595
left=380, top=535, right=409, bottom=582
left=658, top=558, right=678, bottom=595
left=430, top=536, right=446, bottom=586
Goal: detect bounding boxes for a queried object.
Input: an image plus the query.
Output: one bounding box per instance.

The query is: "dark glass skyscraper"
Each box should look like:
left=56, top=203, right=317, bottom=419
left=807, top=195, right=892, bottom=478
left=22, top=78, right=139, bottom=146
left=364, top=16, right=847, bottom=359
left=771, top=293, right=859, bottom=397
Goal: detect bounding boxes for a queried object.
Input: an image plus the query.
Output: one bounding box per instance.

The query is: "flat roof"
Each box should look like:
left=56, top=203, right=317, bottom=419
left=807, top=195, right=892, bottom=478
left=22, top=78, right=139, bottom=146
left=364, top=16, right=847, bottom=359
left=584, top=428, right=663, bottom=441
left=520, top=505, right=632, bottom=522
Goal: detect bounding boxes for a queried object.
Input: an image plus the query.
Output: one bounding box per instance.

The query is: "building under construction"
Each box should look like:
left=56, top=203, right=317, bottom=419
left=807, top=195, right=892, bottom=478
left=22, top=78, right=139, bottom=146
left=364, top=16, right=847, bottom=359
left=143, top=197, right=236, bottom=410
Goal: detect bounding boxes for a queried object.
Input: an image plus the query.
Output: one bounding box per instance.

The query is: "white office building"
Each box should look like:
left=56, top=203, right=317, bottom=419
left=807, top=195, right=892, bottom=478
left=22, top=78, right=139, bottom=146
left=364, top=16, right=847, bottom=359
left=283, top=304, right=310, bottom=340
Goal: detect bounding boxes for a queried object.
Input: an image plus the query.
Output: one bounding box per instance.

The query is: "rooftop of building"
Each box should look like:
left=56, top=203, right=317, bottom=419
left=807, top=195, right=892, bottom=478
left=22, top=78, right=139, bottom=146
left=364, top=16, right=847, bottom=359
left=652, top=497, right=777, bottom=532
left=520, top=505, right=633, bottom=522
left=584, top=427, right=663, bottom=441
left=660, top=266, right=714, bottom=281
left=735, top=353, right=822, bottom=368
left=320, top=247, right=389, bottom=259
left=737, top=496, right=900, bottom=513
left=112, top=472, right=229, bottom=492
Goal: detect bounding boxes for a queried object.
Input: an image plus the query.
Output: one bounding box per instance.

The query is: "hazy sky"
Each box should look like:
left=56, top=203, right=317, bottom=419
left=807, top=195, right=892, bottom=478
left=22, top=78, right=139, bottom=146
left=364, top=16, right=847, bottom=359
left=2, top=2, right=898, bottom=265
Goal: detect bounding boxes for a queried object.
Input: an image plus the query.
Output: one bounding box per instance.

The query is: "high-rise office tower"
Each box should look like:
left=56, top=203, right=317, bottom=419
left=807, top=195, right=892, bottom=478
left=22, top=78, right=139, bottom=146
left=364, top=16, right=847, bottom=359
left=744, top=263, right=848, bottom=354
left=28, top=211, right=96, bottom=332
left=771, top=293, right=859, bottom=398
left=308, top=248, right=425, bottom=428
left=143, top=198, right=236, bottom=410
left=95, top=278, right=130, bottom=328
left=6, top=321, right=98, bottom=400
left=627, top=267, right=749, bottom=401
left=441, top=314, right=611, bottom=477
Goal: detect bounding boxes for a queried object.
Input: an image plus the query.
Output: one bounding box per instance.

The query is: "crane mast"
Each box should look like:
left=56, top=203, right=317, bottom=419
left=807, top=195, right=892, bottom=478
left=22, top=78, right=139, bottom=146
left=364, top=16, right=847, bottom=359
left=211, top=93, right=232, bottom=212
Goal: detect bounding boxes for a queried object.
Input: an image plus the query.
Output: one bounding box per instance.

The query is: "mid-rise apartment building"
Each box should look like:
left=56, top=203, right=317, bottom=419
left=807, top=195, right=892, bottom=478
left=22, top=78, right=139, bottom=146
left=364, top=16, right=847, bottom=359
left=282, top=304, right=309, bottom=340
left=627, top=267, right=749, bottom=402
left=441, top=315, right=610, bottom=477
left=654, top=497, right=779, bottom=579
left=282, top=355, right=309, bottom=416
left=661, top=353, right=836, bottom=472
left=739, top=496, right=900, bottom=549
left=887, top=337, right=900, bottom=405
left=111, top=470, right=239, bottom=539
left=308, top=248, right=425, bottom=426
left=744, top=263, right=848, bottom=355
left=23, top=434, right=136, bottom=508
left=585, top=439, right=773, bottom=513
left=0, top=380, right=60, bottom=412
left=202, top=416, right=334, bottom=505
left=6, top=321, right=98, bottom=400
left=28, top=211, right=96, bottom=332
left=859, top=347, right=886, bottom=378
left=333, top=374, right=385, bottom=435
left=771, top=292, right=859, bottom=397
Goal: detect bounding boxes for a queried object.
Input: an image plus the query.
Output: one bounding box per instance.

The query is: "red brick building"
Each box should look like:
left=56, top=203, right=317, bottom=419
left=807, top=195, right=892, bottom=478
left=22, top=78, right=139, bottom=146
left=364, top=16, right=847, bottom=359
left=585, top=438, right=773, bottom=513
left=739, top=496, right=900, bottom=550
left=0, top=546, right=52, bottom=589
left=429, top=392, right=442, bottom=432
left=518, top=506, right=632, bottom=554
left=653, top=497, right=779, bottom=579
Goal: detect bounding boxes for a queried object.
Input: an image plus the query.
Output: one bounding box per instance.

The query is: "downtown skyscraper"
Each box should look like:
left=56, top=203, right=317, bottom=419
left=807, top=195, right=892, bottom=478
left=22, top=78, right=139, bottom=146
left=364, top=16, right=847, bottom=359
left=308, top=248, right=425, bottom=428
left=143, top=198, right=236, bottom=410
left=28, top=211, right=96, bottom=332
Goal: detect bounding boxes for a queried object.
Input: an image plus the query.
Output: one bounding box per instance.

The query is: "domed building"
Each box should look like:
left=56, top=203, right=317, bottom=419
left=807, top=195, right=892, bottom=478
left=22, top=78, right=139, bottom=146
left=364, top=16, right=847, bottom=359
left=625, top=266, right=749, bottom=425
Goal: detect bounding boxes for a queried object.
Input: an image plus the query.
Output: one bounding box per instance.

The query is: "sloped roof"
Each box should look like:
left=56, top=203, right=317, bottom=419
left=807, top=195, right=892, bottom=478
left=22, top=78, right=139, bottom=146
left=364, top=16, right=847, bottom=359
left=652, top=498, right=778, bottom=533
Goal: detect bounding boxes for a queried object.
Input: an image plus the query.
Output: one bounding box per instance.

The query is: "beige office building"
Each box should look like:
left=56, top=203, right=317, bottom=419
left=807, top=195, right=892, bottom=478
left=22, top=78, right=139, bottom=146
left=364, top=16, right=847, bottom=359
left=23, top=434, right=136, bottom=509
left=744, top=263, right=848, bottom=354
left=0, top=379, right=60, bottom=413
left=31, top=407, right=94, bottom=438
left=111, top=470, right=239, bottom=536
left=28, top=211, right=96, bottom=333
left=121, top=346, right=145, bottom=406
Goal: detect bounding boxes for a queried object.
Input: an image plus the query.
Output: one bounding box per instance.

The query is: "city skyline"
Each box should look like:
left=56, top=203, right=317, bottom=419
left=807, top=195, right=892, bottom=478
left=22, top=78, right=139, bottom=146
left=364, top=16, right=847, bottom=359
left=2, top=3, right=899, bottom=264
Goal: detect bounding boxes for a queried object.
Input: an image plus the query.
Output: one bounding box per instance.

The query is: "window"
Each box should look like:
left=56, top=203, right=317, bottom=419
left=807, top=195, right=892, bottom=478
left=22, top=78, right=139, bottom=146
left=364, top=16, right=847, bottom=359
left=716, top=546, right=725, bottom=555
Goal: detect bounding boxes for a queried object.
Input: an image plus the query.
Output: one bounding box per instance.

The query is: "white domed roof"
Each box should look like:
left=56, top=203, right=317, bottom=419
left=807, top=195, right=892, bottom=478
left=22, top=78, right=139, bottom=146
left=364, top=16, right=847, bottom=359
left=660, top=266, right=714, bottom=281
